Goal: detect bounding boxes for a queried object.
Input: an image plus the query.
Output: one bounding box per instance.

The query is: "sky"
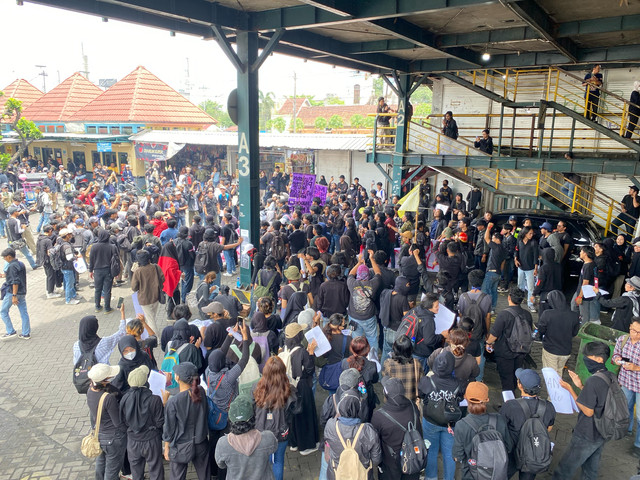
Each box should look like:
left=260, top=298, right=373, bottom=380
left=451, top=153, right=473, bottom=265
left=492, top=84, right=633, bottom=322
left=0, top=2, right=378, bottom=108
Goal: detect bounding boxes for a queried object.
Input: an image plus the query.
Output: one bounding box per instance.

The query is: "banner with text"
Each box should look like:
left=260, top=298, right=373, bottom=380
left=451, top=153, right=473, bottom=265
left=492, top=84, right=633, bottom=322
left=288, top=173, right=316, bottom=213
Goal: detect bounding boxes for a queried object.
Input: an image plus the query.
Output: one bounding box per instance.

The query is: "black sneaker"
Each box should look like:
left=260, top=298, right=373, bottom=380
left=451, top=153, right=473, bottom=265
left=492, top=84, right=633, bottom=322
left=95, top=306, right=103, bottom=313
left=104, top=308, right=114, bottom=314
left=18, top=334, right=30, bottom=340
left=1, top=332, right=17, bottom=340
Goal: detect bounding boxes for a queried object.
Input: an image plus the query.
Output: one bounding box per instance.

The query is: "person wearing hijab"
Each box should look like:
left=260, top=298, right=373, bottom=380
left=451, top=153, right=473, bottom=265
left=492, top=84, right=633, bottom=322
left=281, top=290, right=308, bottom=327
left=206, top=322, right=251, bottom=479
left=120, top=365, right=165, bottom=480
left=73, top=307, right=127, bottom=365
left=282, top=322, right=319, bottom=455
left=625, top=80, right=640, bottom=139
left=89, top=227, right=119, bottom=313
left=250, top=306, right=278, bottom=362
left=371, top=377, right=423, bottom=480
left=324, top=390, right=382, bottom=480
left=165, top=319, right=203, bottom=391
left=162, top=362, right=210, bottom=479
left=536, top=290, right=580, bottom=376
left=595, top=276, right=640, bottom=332
left=112, top=335, right=156, bottom=393
left=419, top=350, right=464, bottom=480
left=131, top=250, right=165, bottom=333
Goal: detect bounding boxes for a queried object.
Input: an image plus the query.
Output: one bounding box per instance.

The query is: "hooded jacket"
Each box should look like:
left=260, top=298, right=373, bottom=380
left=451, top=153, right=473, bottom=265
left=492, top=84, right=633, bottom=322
left=598, top=287, right=640, bottom=332
left=89, top=228, right=117, bottom=272
left=215, top=430, right=278, bottom=480
left=537, top=290, right=580, bottom=356
left=386, top=276, right=411, bottom=331
left=413, top=305, right=444, bottom=358
left=533, top=248, right=563, bottom=299
left=419, top=350, right=463, bottom=424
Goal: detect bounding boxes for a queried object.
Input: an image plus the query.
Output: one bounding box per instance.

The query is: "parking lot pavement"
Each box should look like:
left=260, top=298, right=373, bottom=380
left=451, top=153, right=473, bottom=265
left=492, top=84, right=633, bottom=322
left=0, top=248, right=637, bottom=479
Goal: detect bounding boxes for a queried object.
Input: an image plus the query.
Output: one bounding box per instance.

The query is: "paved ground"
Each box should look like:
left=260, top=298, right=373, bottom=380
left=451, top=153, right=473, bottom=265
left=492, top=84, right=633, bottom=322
left=0, top=231, right=638, bottom=479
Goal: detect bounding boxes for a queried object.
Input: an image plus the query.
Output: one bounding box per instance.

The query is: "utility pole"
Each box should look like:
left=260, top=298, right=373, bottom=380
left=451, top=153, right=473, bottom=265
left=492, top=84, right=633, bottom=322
left=35, top=65, right=47, bottom=92
left=80, top=43, right=90, bottom=79
left=292, top=71, right=297, bottom=133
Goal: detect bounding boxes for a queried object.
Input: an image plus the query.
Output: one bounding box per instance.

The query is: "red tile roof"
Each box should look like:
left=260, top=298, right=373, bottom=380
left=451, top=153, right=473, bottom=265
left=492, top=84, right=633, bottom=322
left=277, top=97, right=311, bottom=116
left=70, top=66, right=216, bottom=126
left=1, top=79, right=44, bottom=109
left=21, top=73, right=102, bottom=122
left=294, top=104, right=379, bottom=126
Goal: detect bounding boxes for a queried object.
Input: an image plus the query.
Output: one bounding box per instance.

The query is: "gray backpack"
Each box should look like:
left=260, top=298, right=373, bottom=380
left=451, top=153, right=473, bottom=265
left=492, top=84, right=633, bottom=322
left=505, top=307, right=533, bottom=354
left=593, top=370, right=630, bottom=441
left=378, top=405, right=427, bottom=475
left=467, top=414, right=508, bottom=480
left=514, top=399, right=552, bottom=474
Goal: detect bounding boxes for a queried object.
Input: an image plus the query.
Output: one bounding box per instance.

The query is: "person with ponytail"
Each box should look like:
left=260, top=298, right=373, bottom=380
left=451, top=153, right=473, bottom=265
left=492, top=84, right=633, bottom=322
left=428, top=328, right=479, bottom=395
left=253, top=356, right=300, bottom=480
left=341, top=335, right=379, bottom=421
left=162, top=362, right=210, bottom=479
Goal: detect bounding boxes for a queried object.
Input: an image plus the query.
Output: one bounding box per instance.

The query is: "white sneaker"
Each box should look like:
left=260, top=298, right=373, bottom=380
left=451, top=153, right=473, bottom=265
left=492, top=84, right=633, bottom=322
left=299, top=445, right=319, bottom=456
left=66, top=299, right=80, bottom=305
left=54, top=288, right=63, bottom=294
left=222, top=272, right=232, bottom=277
left=46, top=293, right=62, bottom=299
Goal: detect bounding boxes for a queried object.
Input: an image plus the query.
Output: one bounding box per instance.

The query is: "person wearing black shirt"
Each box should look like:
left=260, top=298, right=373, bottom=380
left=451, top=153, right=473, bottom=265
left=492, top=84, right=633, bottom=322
left=582, top=64, right=603, bottom=121
left=486, top=287, right=533, bottom=392
left=613, top=186, right=640, bottom=236
left=441, top=111, right=458, bottom=139
left=553, top=341, right=611, bottom=480
left=0, top=248, right=30, bottom=339
left=537, top=290, right=580, bottom=376
left=376, top=96, right=394, bottom=147
left=474, top=129, right=494, bottom=154
left=221, top=214, right=237, bottom=277
left=572, top=246, right=600, bottom=324
left=480, top=224, right=506, bottom=312
left=515, top=227, right=538, bottom=313
left=380, top=276, right=411, bottom=364
left=287, top=219, right=307, bottom=255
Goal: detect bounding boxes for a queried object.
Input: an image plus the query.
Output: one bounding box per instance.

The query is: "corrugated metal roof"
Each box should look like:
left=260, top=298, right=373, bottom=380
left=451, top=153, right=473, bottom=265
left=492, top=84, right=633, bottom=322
left=70, top=66, right=216, bottom=126
left=129, top=130, right=370, bottom=151
left=21, top=73, right=102, bottom=122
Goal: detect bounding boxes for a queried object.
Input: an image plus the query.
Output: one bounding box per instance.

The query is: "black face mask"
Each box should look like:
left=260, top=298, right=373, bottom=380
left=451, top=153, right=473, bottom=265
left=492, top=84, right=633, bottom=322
left=584, top=357, right=605, bottom=374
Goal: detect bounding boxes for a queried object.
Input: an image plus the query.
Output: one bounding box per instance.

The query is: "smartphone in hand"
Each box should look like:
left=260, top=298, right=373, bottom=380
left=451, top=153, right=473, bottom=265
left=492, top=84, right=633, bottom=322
left=116, top=297, right=124, bottom=309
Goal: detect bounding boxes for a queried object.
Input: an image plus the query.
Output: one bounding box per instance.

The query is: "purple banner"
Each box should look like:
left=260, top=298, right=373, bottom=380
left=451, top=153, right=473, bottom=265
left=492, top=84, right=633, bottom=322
left=313, top=184, right=328, bottom=204
left=288, top=173, right=316, bottom=213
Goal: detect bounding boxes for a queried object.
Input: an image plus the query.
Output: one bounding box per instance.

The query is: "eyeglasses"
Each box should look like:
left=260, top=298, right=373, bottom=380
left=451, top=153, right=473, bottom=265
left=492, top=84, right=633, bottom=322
left=630, top=329, right=640, bottom=334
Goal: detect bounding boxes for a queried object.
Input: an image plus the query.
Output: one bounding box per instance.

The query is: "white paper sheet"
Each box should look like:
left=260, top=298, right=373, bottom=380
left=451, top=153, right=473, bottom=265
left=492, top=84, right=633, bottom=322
left=502, top=390, right=515, bottom=402
left=434, top=305, right=456, bottom=334
left=148, top=370, right=167, bottom=398
left=459, top=399, right=468, bottom=407
left=305, top=326, right=332, bottom=357
left=542, top=367, right=579, bottom=414
left=435, top=203, right=449, bottom=215
left=581, top=285, right=608, bottom=298
left=131, top=292, right=144, bottom=315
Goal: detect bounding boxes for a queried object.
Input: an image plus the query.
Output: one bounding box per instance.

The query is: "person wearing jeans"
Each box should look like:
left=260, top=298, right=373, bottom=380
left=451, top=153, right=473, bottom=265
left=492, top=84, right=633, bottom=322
left=515, top=226, right=538, bottom=312
left=36, top=185, right=54, bottom=233
left=6, top=206, right=37, bottom=269
left=346, top=252, right=383, bottom=353
left=612, top=321, right=640, bottom=454
left=0, top=248, right=30, bottom=339
left=58, top=228, right=79, bottom=305
left=480, top=224, right=507, bottom=312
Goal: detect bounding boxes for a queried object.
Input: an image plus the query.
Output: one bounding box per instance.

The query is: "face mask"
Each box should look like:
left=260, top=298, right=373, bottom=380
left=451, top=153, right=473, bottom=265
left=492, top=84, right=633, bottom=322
left=584, top=357, right=604, bottom=374
left=123, top=351, right=137, bottom=361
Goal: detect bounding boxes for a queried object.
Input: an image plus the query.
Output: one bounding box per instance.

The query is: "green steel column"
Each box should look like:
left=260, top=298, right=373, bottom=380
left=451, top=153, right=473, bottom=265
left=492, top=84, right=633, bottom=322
left=236, top=31, right=260, bottom=287
left=391, top=74, right=412, bottom=197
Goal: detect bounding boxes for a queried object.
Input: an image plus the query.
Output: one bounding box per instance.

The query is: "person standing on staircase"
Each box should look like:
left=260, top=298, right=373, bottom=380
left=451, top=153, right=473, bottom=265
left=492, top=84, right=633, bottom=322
left=582, top=64, right=603, bottom=122
left=441, top=111, right=458, bottom=140
left=612, top=186, right=640, bottom=237
left=625, top=81, right=640, bottom=140
left=474, top=129, right=494, bottom=154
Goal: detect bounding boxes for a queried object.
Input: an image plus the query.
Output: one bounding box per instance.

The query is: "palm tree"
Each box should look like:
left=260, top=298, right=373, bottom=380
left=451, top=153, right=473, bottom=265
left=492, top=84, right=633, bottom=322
left=259, top=91, right=276, bottom=131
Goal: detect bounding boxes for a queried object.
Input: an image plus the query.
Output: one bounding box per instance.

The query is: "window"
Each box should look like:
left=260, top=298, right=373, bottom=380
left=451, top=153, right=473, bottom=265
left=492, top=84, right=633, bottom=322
left=122, top=126, right=133, bottom=135
left=56, top=125, right=64, bottom=133
left=98, top=126, right=108, bottom=134
left=38, top=125, right=45, bottom=132
left=73, top=151, right=86, bottom=169
left=110, top=127, right=120, bottom=134
left=87, top=126, right=97, bottom=134
left=33, top=147, right=41, bottom=159
left=118, top=152, right=128, bottom=165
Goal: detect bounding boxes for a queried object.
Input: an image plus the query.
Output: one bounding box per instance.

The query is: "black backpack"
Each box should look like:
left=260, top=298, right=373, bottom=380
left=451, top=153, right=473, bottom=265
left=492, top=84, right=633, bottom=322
left=48, top=243, right=64, bottom=271
left=514, top=399, right=552, bottom=474
left=110, top=245, right=121, bottom=277
left=194, top=241, right=209, bottom=274
left=424, top=378, right=462, bottom=427
left=270, top=233, right=286, bottom=261
left=73, top=345, right=98, bottom=394
left=378, top=405, right=428, bottom=475
left=467, top=414, right=509, bottom=480
left=36, top=192, right=45, bottom=213
left=593, top=370, right=630, bottom=441
left=505, top=307, right=533, bottom=354
left=460, top=292, right=488, bottom=342
left=379, top=289, right=393, bottom=328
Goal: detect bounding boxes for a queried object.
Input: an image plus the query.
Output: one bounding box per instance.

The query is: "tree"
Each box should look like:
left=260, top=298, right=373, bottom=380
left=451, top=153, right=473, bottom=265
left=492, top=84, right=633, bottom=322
left=314, top=117, right=328, bottom=130
left=363, top=116, right=375, bottom=128
left=290, top=117, right=304, bottom=132
left=272, top=117, right=286, bottom=133
left=328, top=115, right=344, bottom=129
left=259, top=91, right=275, bottom=130
left=350, top=114, right=365, bottom=129
left=298, top=94, right=323, bottom=106
left=414, top=103, right=432, bottom=117
left=373, top=77, right=383, bottom=99
left=1, top=92, right=42, bottom=163
left=325, top=94, right=344, bottom=105
left=411, top=85, right=432, bottom=104
left=198, top=100, right=234, bottom=128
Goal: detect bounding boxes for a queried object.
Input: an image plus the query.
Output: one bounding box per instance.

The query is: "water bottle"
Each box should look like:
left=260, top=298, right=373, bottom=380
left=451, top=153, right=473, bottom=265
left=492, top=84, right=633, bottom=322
left=236, top=277, right=241, bottom=288
left=594, top=277, right=599, bottom=288
left=532, top=328, right=538, bottom=339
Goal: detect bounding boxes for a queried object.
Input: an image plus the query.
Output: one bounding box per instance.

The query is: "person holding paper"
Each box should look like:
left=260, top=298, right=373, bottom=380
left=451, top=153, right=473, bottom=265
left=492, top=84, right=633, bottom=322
left=485, top=287, right=533, bottom=392
left=120, top=365, right=166, bottom=480
left=72, top=304, right=127, bottom=366
left=571, top=246, right=601, bottom=324
left=553, top=342, right=614, bottom=480
left=126, top=315, right=159, bottom=370
left=594, top=276, right=640, bottom=333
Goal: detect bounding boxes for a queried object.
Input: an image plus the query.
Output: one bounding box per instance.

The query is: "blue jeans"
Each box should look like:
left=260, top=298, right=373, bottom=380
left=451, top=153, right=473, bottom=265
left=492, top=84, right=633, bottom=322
left=319, top=446, right=328, bottom=480
left=36, top=212, right=50, bottom=233
left=62, top=269, right=76, bottom=303
left=349, top=315, right=378, bottom=353
left=181, top=268, right=194, bottom=303
left=481, top=270, right=500, bottom=309
left=330, top=234, right=340, bottom=254
left=17, top=244, right=37, bottom=269
left=422, top=418, right=455, bottom=480
left=622, top=385, right=640, bottom=448
left=518, top=268, right=535, bottom=309
left=381, top=327, right=397, bottom=365
left=271, top=440, right=288, bottom=480
left=0, top=219, right=5, bottom=236
left=552, top=433, right=605, bottom=480
left=223, top=249, right=236, bottom=274
left=1, top=293, right=30, bottom=336
left=476, top=346, right=486, bottom=381
left=413, top=354, right=429, bottom=374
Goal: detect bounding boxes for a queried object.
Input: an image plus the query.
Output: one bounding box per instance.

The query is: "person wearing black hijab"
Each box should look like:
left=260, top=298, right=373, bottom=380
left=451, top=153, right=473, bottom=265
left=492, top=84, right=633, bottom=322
left=165, top=319, right=203, bottom=392
left=281, top=291, right=307, bottom=327
left=73, top=310, right=127, bottom=365
left=120, top=365, right=165, bottom=480
left=112, top=335, right=156, bottom=393
left=174, top=226, right=195, bottom=304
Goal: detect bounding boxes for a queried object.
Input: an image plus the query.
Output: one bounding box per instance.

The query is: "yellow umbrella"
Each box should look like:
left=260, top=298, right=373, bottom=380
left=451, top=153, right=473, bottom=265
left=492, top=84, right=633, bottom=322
left=397, top=184, right=420, bottom=215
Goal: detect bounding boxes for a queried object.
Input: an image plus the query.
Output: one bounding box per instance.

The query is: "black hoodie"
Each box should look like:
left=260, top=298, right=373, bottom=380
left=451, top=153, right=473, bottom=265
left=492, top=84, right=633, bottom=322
left=533, top=248, right=562, bottom=299
left=388, top=276, right=411, bottom=330
left=89, top=228, right=117, bottom=272
left=537, top=290, right=580, bottom=356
